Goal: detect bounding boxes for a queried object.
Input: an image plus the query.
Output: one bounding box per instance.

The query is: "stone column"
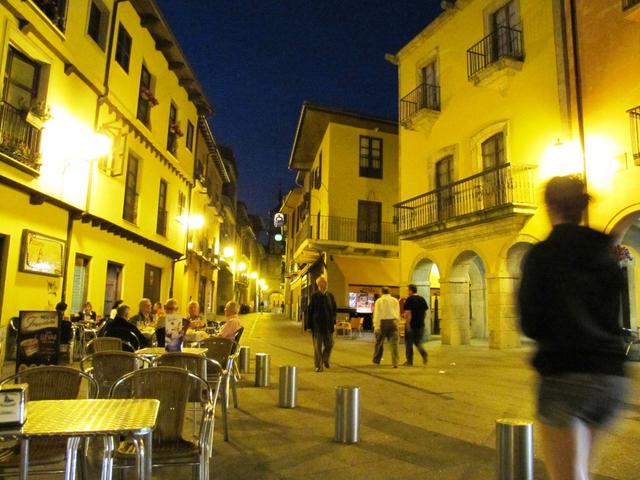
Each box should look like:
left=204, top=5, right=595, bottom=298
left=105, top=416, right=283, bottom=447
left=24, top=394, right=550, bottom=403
left=440, top=278, right=470, bottom=345
left=487, top=274, right=521, bottom=349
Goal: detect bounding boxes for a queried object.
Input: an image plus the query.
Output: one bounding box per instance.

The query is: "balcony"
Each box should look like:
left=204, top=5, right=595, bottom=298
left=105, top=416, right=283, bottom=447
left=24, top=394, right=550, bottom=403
left=623, top=0, right=640, bottom=21
left=32, top=0, right=68, bottom=32
left=0, top=102, right=42, bottom=175
left=400, top=83, right=440, bottom=131
left=394, top=163, right=537, bottom=238
left=467, top=27, right=524, bottom=89
left=293, top=214, right=398, bottom=263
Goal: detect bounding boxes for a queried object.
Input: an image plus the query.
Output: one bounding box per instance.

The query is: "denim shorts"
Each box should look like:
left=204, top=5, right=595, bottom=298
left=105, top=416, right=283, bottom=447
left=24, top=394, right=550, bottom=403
left=537, top=373, right=626, bottom=428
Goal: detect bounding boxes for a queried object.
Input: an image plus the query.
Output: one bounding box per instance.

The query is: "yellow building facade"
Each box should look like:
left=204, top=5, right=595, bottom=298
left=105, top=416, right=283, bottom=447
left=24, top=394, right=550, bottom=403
left=394, top=0, right=640, bottom=347
left=283, top=103, right=399, bottom=325
left=0, top=0, right=214, bottom=356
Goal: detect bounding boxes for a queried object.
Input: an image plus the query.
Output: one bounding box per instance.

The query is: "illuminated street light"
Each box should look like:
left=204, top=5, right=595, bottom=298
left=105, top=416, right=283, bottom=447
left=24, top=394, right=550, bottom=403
left=237, top=261, right=247, bottom=272
left=250, top=271, right=258, bottom=279
left=223, top=246, right=234, bottom=258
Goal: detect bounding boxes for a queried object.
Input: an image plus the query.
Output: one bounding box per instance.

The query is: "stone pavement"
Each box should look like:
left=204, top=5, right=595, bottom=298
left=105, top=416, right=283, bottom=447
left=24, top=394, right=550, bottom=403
left=207, top=313, right=640, bottom=480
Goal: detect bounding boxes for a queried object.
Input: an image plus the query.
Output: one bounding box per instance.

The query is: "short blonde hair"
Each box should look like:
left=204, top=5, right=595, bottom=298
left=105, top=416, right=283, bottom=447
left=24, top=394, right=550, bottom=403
left=164, top=298, right=178, bottom=313
left=225, top=301, right=239, bottom=314
left=315, top=276, right=327, bottom=286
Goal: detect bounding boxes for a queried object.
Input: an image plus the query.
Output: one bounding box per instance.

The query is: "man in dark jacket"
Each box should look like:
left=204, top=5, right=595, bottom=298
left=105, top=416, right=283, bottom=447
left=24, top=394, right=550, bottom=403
left=307, top=276, right=336, bottom=372
left=105, top=303, right=149, bottom=350
left=518, top=175, right=626, bottom=480
left=403, top=284, right=429, bottom=366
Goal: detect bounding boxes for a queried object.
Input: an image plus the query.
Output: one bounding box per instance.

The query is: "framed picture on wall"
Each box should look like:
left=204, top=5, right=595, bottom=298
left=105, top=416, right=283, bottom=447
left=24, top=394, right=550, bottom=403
left=19, top=230, right=65, bottom=277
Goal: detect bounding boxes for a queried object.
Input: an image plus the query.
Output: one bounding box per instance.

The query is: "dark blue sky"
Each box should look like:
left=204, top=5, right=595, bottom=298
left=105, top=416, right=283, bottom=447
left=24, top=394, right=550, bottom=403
left=156, top=0, right=442, bottom=215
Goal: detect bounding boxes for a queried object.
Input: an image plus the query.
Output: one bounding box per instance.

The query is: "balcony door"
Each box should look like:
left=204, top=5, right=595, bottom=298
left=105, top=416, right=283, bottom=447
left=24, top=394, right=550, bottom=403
left=143, top=264, right=162, bottom=304
left=481, top=132, right=506, bottom=208
left=357, top=201, right=381, bottom=244
left=435, top=155, right=454, bottom=221
left=491, top=1, right=519, bottom=60
left=420, top=62, right=438, bottom=110
left=103, top=262, right=122, bottom=317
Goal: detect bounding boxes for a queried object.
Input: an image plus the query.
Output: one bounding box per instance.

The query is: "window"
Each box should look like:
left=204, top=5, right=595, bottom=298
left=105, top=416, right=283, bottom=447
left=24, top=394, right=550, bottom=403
left=629, top=106, right=640, bottom=163
left=313, top=152, right=322, bottom=189
left=420, top=62, right=439, bottom=110
left=178, top=190, right=186, bottom=218
left=357, top=200, right=382, bottom=244
left=71, top=255, right=90, bottom=314
left=115, top=24, right=132, bottom=72
left=156, top=180, right=167, bottom=235
left=186, top=120, right=194, bottom=151
left=34, top=0, right=68, bottom=31
left=167, top=103, right=177, bottom=154
left=87, top=1, right=108, bottom=49
left=481, top=132, right=505, bottom=170
left=359, top=136, right=383, bottom=178
left=435, top=155, right=454, bottom=220
left=491, top=1, right=520, bottom=59
left=137, top=65, right=152, bottom=125
left=3, top=48, right=40, bottom=110
left=123, top=154, right=139, bottom=223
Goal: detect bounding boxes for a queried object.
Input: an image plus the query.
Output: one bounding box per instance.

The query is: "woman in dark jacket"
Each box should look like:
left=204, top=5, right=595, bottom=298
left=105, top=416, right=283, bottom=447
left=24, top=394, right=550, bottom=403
left=518, top=176, right=626, bottom=480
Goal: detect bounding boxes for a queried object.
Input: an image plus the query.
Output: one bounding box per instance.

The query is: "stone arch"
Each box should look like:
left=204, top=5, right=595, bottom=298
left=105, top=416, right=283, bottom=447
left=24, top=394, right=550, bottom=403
left=409, top=257, right=441, bottom=335
left=608, top=211, right=640, bottom=330
left=441, top=250, right=487, bottom=345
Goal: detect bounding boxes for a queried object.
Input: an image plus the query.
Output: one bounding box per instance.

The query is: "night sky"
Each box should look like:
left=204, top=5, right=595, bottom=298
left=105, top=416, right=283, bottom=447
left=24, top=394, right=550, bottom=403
left=155, top=0, right=442, bottom=215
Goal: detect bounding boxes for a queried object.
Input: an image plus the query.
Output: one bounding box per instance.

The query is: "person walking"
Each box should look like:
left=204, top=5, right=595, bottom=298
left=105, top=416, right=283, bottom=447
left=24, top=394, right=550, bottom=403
left=307, top=276, right=336, bottom=372
left=403, top=284, right=429, bottom=366
left=518, top=175, right=626, bottom=480
left=372, top=287, right=400, bottom=368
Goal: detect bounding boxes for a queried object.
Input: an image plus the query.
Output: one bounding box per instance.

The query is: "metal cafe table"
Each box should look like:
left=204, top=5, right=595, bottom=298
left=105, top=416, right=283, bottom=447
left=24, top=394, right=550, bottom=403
left=0, top=398, right=159, bottom=480
left=136, top=347, right=208, bottom=359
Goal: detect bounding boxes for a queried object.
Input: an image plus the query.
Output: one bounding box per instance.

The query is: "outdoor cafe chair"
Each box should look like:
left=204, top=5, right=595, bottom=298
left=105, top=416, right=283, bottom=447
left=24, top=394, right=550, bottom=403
left=86, top=336, right=134, bottom=354
left=0, top=366, right=98, bottom=478
left=350, top=317, right=364, bottom=337
left=152, top=352, right=223, bottom=443
left=231, top=327, right=244, bottom=381
left=80, top=351, right=150, bottom=398
left=109, top=366, right=215, bottom=480
left=199, top=337, right=238, bottom=441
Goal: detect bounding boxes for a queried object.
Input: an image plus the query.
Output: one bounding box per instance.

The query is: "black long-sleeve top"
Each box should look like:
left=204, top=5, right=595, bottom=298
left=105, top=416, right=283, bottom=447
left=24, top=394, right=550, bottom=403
left=307, top=290, right=337, bottom=334
left=518, top=224, right=625, bottom=377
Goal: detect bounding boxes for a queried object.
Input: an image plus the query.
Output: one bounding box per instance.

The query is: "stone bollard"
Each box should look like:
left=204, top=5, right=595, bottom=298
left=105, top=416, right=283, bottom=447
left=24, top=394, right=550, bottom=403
left=254, top=353, right=270, bottom=387
left=335, top=385, right=360, bottom=443
left=278, top=366, right=297, bottom=408
left=239, top=346, right=251, bottom=374
left=496, top=418, right=534, bottom=480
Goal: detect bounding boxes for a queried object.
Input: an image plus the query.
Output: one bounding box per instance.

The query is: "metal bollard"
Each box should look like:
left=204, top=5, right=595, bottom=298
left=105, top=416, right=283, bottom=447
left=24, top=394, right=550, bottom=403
left=335, top=385, right=360, bottom=443
left=239, top=346, right=251, bottom=374
left=254, top=353, right=270, bottom=387
left=278, top=366, right=297, bottom=408
left=496, top=418, right=534, bottom=480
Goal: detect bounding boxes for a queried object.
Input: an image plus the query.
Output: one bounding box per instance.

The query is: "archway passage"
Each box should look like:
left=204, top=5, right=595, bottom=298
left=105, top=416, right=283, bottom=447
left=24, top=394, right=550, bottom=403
left=611, top=216, right=640, bottom=331
left=410, top=259, right=440, bottom=336
left=442, top=251, right=486, bottom=345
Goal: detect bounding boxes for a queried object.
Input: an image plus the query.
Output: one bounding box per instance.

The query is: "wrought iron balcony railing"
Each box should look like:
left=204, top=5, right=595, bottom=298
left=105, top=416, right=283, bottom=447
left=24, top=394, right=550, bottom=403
left=0, top=102, right=42, bottom=173
left=394, top=163, right=536, bottom=234
left=467, top=26, right=524, bottom=79
left=623, top=0, right=640, bottom=10
left=628, top=106, right=640, bottom=160
left=295, top=215, right=397, bottom=249
left=400, top=83, right=440, bottom=124
left=33, top=0, right=68, bottom=31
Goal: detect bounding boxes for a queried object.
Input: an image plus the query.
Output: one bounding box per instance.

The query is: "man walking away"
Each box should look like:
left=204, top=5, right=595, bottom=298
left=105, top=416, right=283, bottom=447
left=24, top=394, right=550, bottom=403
left=403, top=284, right=429, bottom=366
left=307, top=276, right=336, bottom=372
left=372, top=287, right=400, bottom=368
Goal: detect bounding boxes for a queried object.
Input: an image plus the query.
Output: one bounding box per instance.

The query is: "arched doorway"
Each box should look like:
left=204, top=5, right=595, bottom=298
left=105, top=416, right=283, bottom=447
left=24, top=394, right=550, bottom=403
left=410, top=258, right=441, bottom=335
left=445, top=251, right=487, bottom=343
left=610, top=215, right=640, bottom=331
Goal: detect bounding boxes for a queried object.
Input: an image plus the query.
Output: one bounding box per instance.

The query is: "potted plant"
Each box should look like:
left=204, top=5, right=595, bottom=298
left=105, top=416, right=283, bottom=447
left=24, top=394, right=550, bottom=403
left=25, top=100, right=51, bottom=129
left=170, top=122, right=184, bottom=137
left=140, top=86, right=159, bottom=106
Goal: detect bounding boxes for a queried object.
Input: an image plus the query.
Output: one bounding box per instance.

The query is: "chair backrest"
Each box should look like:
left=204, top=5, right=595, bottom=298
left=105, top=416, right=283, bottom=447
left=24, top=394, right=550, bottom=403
left=87, top=336, right=123, bottom=353
left=231, top=327, right=245, bottom=354
left=104, top=327, right=140, bottom=351
left=152, top=353, right=223, bottom=403
left=109, top=366, right=212, bottom=445
left=200, top=337, right=235, bottom=371
left=0, top=365, right=98, bottom=400
left=80, top=351, right=149, bottom=398
left=350, top=317, right=363, bottom=330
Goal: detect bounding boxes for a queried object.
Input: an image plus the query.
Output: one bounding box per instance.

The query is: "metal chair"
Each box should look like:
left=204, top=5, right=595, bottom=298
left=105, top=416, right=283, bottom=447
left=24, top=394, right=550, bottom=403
left=199, top=337, right=238, bottom=442
left=109, top=366, right=215, bottom=480
left=80, top=351, right=150, bottom=398
left=350, top=317, right=364, bottom=337
left=152, top=352, right=223, bottom=443
left=0, top=366, right=98, bottom=477
left=86, top=336, right=134, bottom=353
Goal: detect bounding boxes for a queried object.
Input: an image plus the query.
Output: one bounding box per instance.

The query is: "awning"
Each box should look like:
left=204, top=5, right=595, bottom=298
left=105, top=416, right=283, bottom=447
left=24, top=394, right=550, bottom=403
left=332, top=256, right=399, bottom=287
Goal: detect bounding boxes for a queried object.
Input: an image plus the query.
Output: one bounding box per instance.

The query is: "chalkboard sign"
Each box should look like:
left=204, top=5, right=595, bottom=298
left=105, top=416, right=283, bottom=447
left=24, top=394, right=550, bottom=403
left=15, top=311, right=60, bottom=373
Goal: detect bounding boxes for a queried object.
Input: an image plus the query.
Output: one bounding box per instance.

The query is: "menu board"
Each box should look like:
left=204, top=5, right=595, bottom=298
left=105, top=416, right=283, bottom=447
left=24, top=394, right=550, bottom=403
left=164, top=313, right=184, bottom=352
left=16, top=310, right=60, bottom=372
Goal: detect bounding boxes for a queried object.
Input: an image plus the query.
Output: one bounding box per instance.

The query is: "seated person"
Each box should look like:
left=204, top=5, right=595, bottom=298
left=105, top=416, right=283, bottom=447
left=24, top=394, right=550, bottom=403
left=186, top=300, right=206, bottom=330
left=129, top=298, right=155, bottom=328
left=76, top=301, right=97, bottom=323
left=104, top=303, right=149, bottom=350
left=218, top=301, right=242, bottom=339
left=155, top=298, right=179, bottom=347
